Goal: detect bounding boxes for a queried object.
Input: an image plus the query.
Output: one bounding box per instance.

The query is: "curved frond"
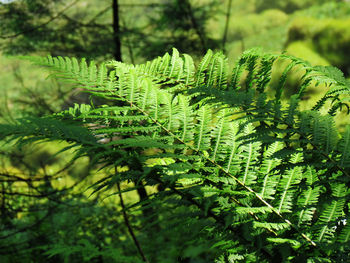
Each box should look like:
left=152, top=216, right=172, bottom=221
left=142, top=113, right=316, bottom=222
left=6, top=48, right=350, bottom=261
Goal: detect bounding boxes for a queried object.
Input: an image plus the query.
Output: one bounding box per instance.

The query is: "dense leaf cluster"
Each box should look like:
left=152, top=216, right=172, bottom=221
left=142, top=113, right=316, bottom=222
left=1, top=48, right=349, bottom=262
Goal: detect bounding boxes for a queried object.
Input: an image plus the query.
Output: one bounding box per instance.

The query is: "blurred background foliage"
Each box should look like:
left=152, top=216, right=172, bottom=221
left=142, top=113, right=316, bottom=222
left=0, top=0, right=350, bottom=262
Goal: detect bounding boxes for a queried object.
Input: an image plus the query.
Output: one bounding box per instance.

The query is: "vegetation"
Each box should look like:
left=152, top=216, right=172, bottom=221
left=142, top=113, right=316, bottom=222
left=0, top=0, right=349, bottom=262
left=1, top=47, right=349, bottom=262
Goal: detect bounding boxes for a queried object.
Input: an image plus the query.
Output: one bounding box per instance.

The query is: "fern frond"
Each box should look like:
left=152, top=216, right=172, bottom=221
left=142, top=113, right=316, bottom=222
left=297, top=186, right=321, bottom=226
left=0, top=117, right=98, bottom=147
left=7, top=48, right=350, bottom=261
left=316, top=184, right=348, bottom=242
left=338, top=223, right=350, bottom=243
left=276, top=153, right=304, bottom=214
left=195, top=49, right=213, bottom=88
left=317, top=199, right=346, bottom=242
left=253, top=221, right=290, bottom=231
left=338, top=126, right=350, bottom=167
left=194, top=105, right=212, bottom=151
left=23, top=55, right=108, bottom=88
left=259, top=141, right=283, bottom=200
left=238, top=124, right=261, bottom=186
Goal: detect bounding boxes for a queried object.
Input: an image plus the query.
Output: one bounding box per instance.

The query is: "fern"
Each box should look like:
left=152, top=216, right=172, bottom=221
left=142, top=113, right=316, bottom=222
left=2, top=48, right=350, bottom=261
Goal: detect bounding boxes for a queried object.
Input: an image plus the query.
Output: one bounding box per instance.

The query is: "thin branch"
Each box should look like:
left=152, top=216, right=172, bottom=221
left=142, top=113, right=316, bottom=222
left=121, top=17, right=135, bottom=64
left=0, top=173, right=46, bottom=183
left=87, top=5, right=111, bottom=24
left=1, top=189, right=60, bottom=198
left=0, top=0, right=80, bottom=39
left=116, top=177, right=149, bottom=262
left=62, top=14, right=110, bottom=29
left=119, top=3, right=168, bottom=7
left=0, top=92, right=16, bottom=122
left=222, top=0, right=233, bottom=53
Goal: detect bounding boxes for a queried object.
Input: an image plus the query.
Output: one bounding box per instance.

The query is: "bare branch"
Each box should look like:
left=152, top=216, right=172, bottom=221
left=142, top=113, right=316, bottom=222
left=0, top=0, right=79, bottom=39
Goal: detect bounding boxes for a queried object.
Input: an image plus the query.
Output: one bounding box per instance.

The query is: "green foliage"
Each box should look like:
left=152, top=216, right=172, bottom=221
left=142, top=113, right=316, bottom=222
left=295, top=2, right=350, bottom=19
left=212, top=7, right=289, bottom=60
left=255, top=0, right=331, bottom=13
left=0, top=194, right=145, bottom=263
left=287, top=16, right=350, bottom=75
left=0, top=0, right=219, bottom=63
left=0, top=0, right=117, bottom=59
left=141, top=0, right=219, bottom=58
left=1, top=48, right=350, bottom=262
left=285, top=41, right=330, bottom=66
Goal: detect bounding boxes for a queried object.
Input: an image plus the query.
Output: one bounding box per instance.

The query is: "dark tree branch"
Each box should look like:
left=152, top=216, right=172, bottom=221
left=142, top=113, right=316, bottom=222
left=0, top=0, right=79, bottom=39
left=62, top=14, right=110, bottom=29
left=119, top=3, right=168, bottom=7
left=0, top=210, right=53, bottom=240
left=117, top=180, right=149, bottom=262
left=121, top=17, right=135, bottom=64
left=87, top=5, right=111, bottom=24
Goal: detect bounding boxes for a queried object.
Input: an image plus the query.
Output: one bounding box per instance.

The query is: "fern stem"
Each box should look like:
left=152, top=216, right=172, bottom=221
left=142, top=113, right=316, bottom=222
left=117, top=95, right=318, bottom=248
left=162, top=179, right=276, bottom=260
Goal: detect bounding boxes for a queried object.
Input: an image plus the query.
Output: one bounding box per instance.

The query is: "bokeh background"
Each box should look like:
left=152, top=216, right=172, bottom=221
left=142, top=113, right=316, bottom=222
left=0, top=1, right=349, bottom=262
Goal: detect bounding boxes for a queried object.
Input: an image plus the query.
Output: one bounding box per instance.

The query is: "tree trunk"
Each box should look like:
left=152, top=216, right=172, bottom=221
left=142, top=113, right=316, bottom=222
left=112, top=0, right=122, bottom=61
